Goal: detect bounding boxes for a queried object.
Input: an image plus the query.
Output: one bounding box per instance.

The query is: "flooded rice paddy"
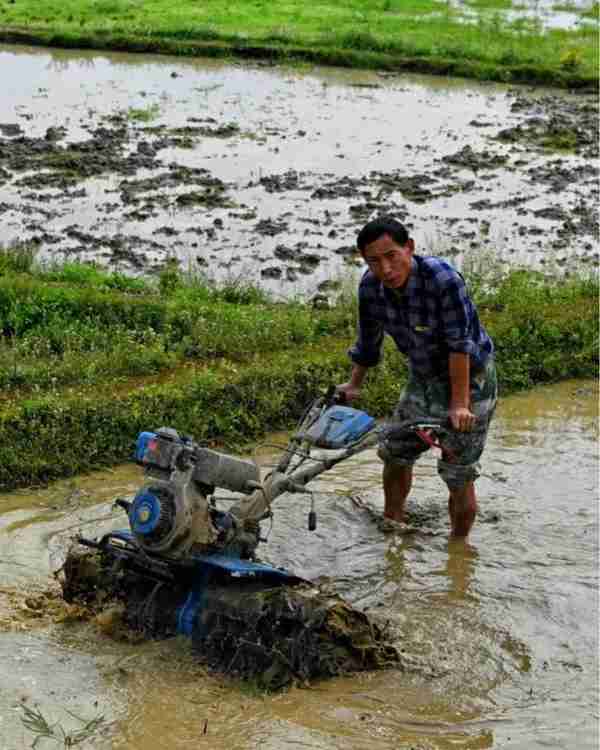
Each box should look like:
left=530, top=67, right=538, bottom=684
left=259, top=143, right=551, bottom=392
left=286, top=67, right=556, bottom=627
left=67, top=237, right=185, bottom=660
left=451, top=0, right=597, bottom=30
left=0, top=44, right=598, bottom=299
left=0, top=379, right=597, bottom=749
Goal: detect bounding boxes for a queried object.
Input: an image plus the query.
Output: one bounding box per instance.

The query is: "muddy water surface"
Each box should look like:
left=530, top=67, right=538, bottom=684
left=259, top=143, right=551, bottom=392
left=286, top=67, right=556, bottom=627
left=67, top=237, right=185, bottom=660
left=0, top=380, right=597, bottom=749
left=0, top=44, right=598, bottom=299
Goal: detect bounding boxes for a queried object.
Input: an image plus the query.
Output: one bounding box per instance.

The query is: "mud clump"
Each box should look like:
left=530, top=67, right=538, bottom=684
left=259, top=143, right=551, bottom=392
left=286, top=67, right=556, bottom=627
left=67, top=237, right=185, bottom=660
left=274, top=242, right=322, bottom=271
left=259, top=170, right=305, bottom=193
left=527, top=160, right=599, bottom=193
left=349, top=200, right=408, bottom=223
left=556, top=201, right=600, bottom=241
left=59, top=547, right=401, bottom=689
left=311, top=176, right=365, bottom=200
left=169, top=122, right=240, bottom=138
left=261, top=266, right=282, bottom=279
left=255, top=218, right=289, bottom=236
left=0, top=123, right=23, bottom=137
left=442, top=145, right=509, bottom=172
left=175, top=187, right=233, bottom=209
left=373, top=171, right=439, bottom=203
left=499, top=92, right=599, bottom=158
left=3, top=124, right=159, bottom=191
left=120, top=166, right=229, bottom=206
left=195, top=583, right=400, bottom=690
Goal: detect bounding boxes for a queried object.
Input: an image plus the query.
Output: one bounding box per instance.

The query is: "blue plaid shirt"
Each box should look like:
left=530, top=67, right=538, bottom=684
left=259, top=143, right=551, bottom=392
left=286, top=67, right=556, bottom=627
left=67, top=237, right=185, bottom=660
left=349, top=255, right=494, bottom=379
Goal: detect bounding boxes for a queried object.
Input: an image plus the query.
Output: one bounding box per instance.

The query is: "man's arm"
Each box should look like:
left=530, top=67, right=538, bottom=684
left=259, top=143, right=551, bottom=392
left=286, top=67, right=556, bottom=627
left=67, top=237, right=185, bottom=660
left=433, top=264, right=480, bottom=432
left=448, top=351, right=476, bottom=432
left=337, top=363, right=369, bottom=402
left=339, top=277, right=384, bottom=402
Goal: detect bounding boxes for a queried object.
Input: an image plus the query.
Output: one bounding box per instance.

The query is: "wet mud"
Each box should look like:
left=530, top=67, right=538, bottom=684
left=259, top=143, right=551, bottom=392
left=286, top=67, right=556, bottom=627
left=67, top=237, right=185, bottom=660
left=0, top=45, right=598, bottom=298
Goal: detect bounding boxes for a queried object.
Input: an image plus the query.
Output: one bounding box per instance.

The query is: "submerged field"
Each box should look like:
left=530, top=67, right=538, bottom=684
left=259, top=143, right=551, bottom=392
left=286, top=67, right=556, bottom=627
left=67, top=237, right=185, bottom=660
left=0, top=0, right=598, bottom=86
left=1, top=44, right=597, bottom=294
left=0, top=246, right=596, bottom=489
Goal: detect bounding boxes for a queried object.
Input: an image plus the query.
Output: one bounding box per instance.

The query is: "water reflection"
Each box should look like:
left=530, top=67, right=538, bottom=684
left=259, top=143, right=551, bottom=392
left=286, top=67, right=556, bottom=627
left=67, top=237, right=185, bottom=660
left=444, top=540, right=479, bottom=602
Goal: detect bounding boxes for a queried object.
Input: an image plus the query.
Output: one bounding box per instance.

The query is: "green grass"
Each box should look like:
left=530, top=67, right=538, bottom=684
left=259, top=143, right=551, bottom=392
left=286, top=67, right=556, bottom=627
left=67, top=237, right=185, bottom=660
left=0, top=244, right=597, bottom=489
left=465, top=0, right=514, bottom=10
left=0, top=0, right=597, bottom=86
left=0, top=250, right=356, bottom=397
left=124, top=103, right=161, bottom=123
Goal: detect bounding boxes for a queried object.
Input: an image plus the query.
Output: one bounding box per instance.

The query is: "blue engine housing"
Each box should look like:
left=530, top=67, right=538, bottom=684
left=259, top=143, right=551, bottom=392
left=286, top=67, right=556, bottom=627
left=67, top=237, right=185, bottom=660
left=304, top=405, right=375, bottom=449
left=134, top=431, right=157, bottom=463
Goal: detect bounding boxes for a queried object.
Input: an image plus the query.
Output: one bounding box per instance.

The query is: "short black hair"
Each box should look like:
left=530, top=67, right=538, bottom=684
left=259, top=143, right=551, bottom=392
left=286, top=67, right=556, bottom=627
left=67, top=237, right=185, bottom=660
left=356, top=216, right=409, bottom=253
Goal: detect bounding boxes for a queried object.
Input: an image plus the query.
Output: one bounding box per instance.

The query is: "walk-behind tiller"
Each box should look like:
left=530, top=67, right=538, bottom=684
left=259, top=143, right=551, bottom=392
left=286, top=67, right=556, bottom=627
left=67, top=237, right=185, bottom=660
left=61, top=387, right=449, bottom=688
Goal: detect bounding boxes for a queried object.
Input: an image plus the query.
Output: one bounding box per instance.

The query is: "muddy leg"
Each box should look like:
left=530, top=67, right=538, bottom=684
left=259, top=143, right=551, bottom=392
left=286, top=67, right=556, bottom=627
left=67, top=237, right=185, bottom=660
left=448, top=482, right=477, bottom=538
left=383, top=464, right=413, bottom=522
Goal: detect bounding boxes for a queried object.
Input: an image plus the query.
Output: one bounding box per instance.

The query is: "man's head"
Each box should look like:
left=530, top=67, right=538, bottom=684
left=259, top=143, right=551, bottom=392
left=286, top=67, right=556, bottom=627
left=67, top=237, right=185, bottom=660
left=357, top=216, right=415, bottom=289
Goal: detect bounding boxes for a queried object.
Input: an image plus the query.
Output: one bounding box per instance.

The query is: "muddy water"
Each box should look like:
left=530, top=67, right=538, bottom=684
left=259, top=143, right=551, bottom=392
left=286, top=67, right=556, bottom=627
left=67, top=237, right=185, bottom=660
left=451, top=0, right=596, bottom=30
left=0, top=44, right=598, bottom=300
left=0, top=379, right=597, bottom=749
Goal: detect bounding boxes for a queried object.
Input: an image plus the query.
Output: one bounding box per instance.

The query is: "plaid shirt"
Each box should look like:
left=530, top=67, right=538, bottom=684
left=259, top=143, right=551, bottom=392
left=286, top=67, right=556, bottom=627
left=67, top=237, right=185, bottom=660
left=349, top=255, right=494, bottom=379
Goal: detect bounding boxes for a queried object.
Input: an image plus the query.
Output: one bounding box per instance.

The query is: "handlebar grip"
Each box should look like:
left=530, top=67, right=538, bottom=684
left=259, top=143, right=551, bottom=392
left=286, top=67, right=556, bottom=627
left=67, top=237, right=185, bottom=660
left=382, top=419, right=451, bottom=441
left=333, top=389, right=347, bottom=405
left=324, top=384, right=337, bottom=402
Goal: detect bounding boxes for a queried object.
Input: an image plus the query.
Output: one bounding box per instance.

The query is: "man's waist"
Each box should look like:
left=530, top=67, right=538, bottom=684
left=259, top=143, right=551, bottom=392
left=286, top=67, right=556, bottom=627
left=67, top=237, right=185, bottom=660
left=408, top=354, right=493, bottom=382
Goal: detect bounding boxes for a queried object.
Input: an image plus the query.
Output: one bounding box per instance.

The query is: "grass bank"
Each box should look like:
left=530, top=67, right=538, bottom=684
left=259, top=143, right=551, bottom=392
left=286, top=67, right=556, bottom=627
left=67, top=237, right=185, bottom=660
left=0, top=246, right=597, bottom=489
left=0, top=0, right=597, bottom=87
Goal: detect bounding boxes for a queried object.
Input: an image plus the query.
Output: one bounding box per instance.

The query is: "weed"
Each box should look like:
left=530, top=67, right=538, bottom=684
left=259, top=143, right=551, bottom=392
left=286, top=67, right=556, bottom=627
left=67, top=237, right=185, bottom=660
left=540, top=128, right=578, bottom=150
left=559, top=47, right=583, bottom=69
left=264, top=26, right=293, bottom=45
left=213, top=276, right=271, bottom=305
left=465, top=0, right=513, bottom=9
left=339, top=30, right=382, bottom=52
left=158, top=257, right=184, bottom=296
left=124, top=103, right=161, bottom=123
left=93, top=0, right=126, bottom=14
left=0, top=242, right=37, bottom=275
left=20, top=703, right=106, bottom=748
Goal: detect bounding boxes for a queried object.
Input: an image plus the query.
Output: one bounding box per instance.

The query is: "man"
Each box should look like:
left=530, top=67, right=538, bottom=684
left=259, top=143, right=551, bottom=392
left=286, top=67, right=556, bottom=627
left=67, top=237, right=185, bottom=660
left=337, top=216, right=497, bottom=538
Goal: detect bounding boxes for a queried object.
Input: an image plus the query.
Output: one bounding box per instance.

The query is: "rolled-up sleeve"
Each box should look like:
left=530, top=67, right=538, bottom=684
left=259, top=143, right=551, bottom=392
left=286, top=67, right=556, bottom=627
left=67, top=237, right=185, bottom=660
left=348, top=287, right=384, bottom=367
left=437, top=269, right=478, bottom=356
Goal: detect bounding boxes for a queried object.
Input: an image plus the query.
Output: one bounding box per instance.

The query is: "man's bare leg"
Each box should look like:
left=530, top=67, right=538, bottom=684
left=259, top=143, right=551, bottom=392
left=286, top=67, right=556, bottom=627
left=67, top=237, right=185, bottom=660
left=448, top=482, right=477, bottom=538
left=383, top=464, right=413, bottom=522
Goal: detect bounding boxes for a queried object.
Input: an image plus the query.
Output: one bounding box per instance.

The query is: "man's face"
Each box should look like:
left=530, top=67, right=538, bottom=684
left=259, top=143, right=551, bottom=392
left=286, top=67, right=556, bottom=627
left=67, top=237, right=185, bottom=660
left=362, top=233, right=414, bottom=288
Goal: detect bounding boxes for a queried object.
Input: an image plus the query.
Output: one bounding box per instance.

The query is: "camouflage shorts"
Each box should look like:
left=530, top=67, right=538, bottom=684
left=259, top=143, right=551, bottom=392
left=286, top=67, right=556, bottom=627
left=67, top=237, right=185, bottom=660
left=378, top=358, right=498, bottom=489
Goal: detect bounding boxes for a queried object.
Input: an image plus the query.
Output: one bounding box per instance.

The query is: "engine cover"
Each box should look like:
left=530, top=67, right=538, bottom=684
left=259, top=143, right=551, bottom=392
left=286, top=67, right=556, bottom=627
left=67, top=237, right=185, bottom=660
left=129, top=471, right=217, bottom=556
left=129, top=486, right=176, bottom=544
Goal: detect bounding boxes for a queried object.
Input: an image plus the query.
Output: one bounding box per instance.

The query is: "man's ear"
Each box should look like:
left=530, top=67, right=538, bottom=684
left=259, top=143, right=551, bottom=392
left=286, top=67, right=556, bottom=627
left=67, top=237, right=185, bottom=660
left=406, top=238, right=415, bottom=254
